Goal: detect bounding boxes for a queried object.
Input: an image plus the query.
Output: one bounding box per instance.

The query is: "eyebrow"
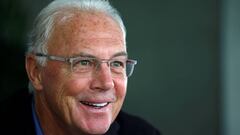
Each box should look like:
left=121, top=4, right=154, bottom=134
left=75, top=51, right=128, bottom=59
left=112, top=51, right=128, bottom=58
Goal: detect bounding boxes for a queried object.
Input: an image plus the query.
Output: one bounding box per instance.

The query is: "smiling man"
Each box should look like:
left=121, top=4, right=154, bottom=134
left=0, top=0, right=160, bottom=135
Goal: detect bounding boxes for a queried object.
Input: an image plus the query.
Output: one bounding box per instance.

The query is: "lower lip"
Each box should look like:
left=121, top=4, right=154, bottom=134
left=78, top=102, right=112, bottom=113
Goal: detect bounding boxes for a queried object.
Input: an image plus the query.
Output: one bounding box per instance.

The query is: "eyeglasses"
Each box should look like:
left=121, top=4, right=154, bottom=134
left=35, top=53, right=137, bottom=78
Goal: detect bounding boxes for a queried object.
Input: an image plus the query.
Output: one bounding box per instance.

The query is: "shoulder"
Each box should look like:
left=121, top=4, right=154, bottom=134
left=116, top=111, right=161, bottom=135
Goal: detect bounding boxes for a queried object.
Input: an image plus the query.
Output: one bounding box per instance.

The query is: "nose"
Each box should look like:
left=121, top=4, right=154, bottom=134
left=90, top=63, right=114, bottom=91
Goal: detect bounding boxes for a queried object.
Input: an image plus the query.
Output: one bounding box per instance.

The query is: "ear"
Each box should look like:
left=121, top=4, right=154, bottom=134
left=25, top=54, right=43, bottom=91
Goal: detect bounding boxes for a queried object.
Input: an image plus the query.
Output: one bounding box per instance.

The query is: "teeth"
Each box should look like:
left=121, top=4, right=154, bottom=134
left=92, top=102, right=108, bottom=107
left=81, top=101, right=108, bottom=108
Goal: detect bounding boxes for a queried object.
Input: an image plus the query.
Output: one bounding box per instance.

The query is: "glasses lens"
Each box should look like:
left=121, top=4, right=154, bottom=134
left=71, top=57, right=137, bottom=78
left=126, top=60, right=137, bottom=77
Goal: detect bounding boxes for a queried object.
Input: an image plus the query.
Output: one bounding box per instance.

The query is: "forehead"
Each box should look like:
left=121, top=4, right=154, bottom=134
left=47, top=11, right=126, bottom=57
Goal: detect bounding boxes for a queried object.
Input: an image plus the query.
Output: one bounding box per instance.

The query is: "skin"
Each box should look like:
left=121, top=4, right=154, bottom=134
left=26, top=11, right=127, bottom=135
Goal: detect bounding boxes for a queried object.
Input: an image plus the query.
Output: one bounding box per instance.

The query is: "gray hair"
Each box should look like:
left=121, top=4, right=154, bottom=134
left=27, top=0, right=126, bottom=92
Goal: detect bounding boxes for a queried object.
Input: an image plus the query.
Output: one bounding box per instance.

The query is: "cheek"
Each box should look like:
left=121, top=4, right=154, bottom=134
left=115, top=79, right=127, bottom=99
left=41, top=69, right=60, bottom=98
left=40, top=65, right=71, bottom=107
left=112, top=78, right=127, bottom=117
left=63, top=77, right=91, bottom=96
left=40, top=67, right=82, bottom=123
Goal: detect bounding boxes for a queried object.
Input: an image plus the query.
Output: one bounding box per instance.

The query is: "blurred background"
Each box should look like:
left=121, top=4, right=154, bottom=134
left=0, top=0, right=239, bottom=135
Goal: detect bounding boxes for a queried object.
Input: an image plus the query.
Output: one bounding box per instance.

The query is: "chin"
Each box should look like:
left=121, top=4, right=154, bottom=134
left=77, top=120, right=111, bottom=135
left=85, top=127, right=109, bottom=135
left=72, top=112, right=113, bottom=135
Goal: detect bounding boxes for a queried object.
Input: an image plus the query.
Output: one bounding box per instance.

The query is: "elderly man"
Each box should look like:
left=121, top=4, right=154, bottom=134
left=1, top=0, right=160, bottom=134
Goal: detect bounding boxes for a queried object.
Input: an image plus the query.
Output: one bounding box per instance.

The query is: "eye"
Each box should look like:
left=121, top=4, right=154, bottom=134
left=110, top=60, right=125, bottom=68
left=73, top=59, right=94, bottom=67
left=80, top=60, right=91, bottom=66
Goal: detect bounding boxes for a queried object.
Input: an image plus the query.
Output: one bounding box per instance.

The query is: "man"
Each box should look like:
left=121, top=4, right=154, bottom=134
left=0, top=0, right=160, bottom=134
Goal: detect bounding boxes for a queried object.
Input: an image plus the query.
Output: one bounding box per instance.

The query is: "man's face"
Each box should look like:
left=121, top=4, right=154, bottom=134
left=37, top=12, right=127, bottom=134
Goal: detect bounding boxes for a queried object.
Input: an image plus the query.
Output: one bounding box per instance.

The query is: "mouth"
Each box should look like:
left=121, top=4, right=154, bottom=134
left=80, top=101, right=110, bottom=109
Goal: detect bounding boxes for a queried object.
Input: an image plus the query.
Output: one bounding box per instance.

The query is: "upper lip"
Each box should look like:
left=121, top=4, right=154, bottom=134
left=78, top=98, right=115, bottom=104
left=76, top=94, right=116, bottom=104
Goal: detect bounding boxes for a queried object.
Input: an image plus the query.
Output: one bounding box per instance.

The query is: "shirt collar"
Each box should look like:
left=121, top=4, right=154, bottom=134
left=32, top=101, right=44, bottom=135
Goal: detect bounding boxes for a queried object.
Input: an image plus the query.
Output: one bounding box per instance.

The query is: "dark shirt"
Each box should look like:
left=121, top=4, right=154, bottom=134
left=0, top=89, right=161, bottom=135
left=32, top=101, right=44, bottom=135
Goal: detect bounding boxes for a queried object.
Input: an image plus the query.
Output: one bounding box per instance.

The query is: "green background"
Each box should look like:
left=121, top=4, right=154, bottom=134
left=1, top=0, right=239, bottom=135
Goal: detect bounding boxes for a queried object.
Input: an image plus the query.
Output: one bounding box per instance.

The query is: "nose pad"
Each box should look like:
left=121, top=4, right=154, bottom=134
left=93, top=60, right=112, bottom=77
left=95, top=60, right=110, bottom=71
left=90, top=63, right=114, bottom=91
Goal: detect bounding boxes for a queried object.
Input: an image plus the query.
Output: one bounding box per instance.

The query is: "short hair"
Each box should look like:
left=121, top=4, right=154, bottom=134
left=26, top=0, right=126, bottom=92
left=27, top=0, right=126, bottom=66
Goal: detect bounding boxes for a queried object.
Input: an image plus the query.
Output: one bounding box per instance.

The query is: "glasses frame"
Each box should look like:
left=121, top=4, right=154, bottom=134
left=34, top=53, right=137, bottom=77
